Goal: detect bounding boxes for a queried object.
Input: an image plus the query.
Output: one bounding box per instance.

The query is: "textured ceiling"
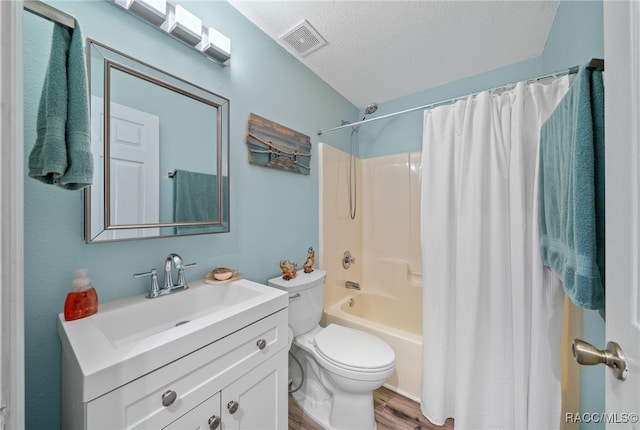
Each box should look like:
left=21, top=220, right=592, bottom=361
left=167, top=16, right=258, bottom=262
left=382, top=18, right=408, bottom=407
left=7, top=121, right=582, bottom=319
left=228, top=1, right=560, bottom=108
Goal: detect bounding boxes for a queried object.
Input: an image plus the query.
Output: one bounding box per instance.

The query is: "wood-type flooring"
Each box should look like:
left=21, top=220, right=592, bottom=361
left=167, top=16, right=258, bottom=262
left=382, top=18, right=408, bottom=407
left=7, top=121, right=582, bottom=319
left=288, top=386, right=454, bottom=430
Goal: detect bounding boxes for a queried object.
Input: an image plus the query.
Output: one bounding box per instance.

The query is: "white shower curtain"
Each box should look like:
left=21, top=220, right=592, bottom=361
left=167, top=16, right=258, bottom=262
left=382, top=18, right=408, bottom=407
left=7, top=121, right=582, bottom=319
left=420, top=77, right=570, bottom=429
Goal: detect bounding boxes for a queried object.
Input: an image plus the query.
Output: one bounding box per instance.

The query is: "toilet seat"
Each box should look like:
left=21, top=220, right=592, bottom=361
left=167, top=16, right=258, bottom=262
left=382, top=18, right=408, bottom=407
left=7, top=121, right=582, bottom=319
left=313, top=324, right=394, bottom=373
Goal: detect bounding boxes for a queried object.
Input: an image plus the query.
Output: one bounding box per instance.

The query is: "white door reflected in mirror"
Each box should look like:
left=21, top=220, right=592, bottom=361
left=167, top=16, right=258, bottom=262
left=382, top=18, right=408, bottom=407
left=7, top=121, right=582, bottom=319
left=90, top=96, right=160, bottom=241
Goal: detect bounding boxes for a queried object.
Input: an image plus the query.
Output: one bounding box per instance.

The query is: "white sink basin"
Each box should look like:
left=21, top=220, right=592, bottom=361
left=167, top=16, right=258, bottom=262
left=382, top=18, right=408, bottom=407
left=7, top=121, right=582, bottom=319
left=58, top=278, right=288, bottom=401
left=92, top=281, right=263, bottom=348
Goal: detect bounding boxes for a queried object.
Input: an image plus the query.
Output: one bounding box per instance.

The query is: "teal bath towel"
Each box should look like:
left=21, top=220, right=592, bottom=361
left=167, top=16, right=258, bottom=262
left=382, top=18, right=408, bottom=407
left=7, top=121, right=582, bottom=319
left=28, top=18, right=93, bottom=190
left=538, top=66, right=605, bottom=310
left=173, top=169, right=221, bottom=234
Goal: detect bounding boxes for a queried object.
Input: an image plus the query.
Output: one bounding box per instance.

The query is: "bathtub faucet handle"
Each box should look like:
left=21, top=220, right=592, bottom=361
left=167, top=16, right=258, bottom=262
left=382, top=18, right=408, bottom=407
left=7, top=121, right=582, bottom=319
left=345, top=280, right=360, bottom=290
left=342, top=251, right=356, bottom=269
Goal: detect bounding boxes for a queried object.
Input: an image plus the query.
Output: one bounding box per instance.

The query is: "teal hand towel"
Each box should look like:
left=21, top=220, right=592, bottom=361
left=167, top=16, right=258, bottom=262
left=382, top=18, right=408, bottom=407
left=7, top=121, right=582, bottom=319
left=538, top=66, right=605, bottom=310
left=173, top=169, right=220, bottom=234
left=28, top=18, right=93, bottom=190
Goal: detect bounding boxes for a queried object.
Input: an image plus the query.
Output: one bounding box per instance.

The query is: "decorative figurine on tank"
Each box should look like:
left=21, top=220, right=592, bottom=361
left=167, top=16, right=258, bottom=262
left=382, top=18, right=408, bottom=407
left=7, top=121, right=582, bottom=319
left=280, top=260, right=297, bottom=280
left=303, top=247, right=315, bottom=273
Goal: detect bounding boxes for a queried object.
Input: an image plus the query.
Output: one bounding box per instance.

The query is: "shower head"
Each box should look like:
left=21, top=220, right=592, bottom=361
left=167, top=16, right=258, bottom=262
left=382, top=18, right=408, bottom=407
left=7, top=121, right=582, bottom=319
left=364, top=103, right=378, bottom=116
left=352, top=102, right=379, bottom=133
left=358, top=103, right=378, bottom=123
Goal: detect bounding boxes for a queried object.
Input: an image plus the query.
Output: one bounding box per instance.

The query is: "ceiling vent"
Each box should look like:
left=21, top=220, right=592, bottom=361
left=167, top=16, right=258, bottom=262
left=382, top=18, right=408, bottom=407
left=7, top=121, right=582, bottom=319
left=280, top=19, right=327, bottom=57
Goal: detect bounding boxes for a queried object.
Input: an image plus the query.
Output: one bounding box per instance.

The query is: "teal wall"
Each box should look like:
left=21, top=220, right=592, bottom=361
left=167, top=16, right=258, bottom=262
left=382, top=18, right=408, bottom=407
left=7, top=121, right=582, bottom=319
left=580, top=310, right=606, bottom=429
left=24, top=0, right=605, bottom=428
left=23, top=1, right=355, bottom=428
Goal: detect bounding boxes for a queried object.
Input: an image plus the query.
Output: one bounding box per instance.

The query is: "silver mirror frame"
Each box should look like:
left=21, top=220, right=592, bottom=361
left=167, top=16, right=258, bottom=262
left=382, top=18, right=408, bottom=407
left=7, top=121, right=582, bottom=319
left=85, top=39, right=230, bottom=243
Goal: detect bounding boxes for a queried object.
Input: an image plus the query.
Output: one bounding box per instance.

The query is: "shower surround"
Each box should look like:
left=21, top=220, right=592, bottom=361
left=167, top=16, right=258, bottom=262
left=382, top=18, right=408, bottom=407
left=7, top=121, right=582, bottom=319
left=319, top=143, right=422, bottom=400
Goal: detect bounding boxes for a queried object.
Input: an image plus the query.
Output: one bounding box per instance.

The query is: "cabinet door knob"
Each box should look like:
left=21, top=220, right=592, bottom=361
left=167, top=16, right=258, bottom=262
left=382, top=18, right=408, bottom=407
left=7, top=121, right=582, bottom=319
left=256, top=339, right=267, bottom=350
left=161, top=390, right=177, bottom=407
left=208, top=415, right=221, bottom=429
left=227, top=400, right=239, bottom=414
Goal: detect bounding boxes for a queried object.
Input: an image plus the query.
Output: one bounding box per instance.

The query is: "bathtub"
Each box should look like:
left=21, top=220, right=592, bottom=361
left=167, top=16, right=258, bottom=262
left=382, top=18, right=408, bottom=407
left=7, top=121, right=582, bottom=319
left=322, top=291, right=422, bottom=401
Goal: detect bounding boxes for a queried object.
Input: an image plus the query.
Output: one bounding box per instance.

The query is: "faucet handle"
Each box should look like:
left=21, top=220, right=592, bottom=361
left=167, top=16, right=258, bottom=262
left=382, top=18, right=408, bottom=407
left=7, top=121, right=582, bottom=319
left=176, top=262, right=197, bottom=287
left=342, top=251, right=356, bottom=269
left=134, top=269, right=160, bottom=298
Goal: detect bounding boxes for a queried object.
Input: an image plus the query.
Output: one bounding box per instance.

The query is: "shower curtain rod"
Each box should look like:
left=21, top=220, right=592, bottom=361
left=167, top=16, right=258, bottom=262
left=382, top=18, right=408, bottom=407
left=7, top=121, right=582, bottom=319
left=23, top=0, right=75, bottom=29
left=317, top=58, right=604, bottom=136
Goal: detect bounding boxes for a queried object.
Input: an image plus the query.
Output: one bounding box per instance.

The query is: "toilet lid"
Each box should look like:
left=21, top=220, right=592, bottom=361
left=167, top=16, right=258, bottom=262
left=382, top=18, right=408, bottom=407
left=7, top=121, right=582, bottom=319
left=314, top=324, right=394, bottom=370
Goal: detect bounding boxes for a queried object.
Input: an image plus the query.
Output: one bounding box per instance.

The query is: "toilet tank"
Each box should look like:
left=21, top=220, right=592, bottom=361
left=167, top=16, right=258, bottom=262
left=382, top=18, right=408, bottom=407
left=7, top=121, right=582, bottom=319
left=268, top=269, right=326, bottom=337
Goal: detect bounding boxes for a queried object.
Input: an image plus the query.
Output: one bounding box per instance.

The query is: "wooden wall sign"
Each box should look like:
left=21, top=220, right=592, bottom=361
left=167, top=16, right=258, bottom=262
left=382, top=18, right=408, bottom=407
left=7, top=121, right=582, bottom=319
left=246, top=113, right=311, bottom=175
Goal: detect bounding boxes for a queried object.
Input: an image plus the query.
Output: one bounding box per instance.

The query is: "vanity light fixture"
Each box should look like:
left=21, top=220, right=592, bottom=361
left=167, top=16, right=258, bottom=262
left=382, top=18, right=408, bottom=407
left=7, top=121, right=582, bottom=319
left=165, top=4, right=202, bottom=46
left=115, top=0, right=167, bottom=27
left=200, top=27, right=231, bottom=64
left=111, top=0, right=231, bottom=66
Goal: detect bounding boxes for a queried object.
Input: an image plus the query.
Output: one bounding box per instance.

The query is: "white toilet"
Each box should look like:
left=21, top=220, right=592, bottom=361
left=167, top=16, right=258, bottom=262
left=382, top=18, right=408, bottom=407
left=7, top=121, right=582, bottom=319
left=268, top=269, right=394, bottom=430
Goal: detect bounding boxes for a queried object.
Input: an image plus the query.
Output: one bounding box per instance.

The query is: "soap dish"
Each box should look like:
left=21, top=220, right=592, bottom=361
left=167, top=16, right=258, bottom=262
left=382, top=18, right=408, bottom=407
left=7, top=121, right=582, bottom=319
left=205, top=267, right=241, bottom=284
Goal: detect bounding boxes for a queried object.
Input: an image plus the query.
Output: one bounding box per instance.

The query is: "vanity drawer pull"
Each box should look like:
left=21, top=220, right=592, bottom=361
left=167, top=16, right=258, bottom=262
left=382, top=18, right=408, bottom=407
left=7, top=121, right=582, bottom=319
left=256, top=339, right=267, bottom=350
left=208, top=415, right=221, bottom=429
left=161, top=390, right=177, bottom=407
left=227, top=400, right=239, bottom=414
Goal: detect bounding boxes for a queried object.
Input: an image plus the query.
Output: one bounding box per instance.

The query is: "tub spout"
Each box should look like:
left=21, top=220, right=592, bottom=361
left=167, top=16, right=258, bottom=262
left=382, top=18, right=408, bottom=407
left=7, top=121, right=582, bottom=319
left=345, top=281, right=360, bottom=290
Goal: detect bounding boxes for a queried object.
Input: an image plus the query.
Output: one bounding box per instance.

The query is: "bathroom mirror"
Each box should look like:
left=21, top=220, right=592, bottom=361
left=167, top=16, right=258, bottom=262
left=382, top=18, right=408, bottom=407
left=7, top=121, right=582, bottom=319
left=85, top=39, right=229, bottom=242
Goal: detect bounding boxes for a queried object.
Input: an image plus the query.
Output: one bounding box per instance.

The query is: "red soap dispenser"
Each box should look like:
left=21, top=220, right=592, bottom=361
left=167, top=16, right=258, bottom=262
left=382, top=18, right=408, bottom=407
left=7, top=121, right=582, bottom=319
left=64, top=269, right=98, bottom=321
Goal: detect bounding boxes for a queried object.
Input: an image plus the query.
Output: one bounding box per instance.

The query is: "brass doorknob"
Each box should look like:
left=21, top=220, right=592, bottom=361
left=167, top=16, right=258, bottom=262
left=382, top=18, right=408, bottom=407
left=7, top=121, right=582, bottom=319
left=572, top=339, right=628, bottom=381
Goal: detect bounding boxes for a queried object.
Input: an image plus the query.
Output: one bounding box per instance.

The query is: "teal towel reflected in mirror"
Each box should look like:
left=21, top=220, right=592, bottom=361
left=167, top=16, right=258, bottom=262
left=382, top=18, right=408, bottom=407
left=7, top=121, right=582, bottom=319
left=28, top=18, right=93, bottom=190
left=173, top=169, right=224, bottom=234
left=538, top=66, right=605, bottom=310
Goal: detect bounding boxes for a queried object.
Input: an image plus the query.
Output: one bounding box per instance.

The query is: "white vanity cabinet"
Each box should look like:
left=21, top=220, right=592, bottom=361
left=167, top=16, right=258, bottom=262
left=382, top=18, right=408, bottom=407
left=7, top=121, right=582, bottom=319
left=164, top=353, right=287, bottom=430
left=62, top=308, right=289, bottom=429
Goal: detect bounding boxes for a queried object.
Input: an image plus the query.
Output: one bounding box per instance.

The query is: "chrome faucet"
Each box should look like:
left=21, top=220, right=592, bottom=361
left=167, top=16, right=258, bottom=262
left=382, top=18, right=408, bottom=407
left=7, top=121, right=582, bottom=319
left=345, top=280, right=361, bottom=290
left=164, top=253, right=183, bottom=290
left=163, top=253, right=197, bottom=292
left=134, top=253, right=197, bottom=299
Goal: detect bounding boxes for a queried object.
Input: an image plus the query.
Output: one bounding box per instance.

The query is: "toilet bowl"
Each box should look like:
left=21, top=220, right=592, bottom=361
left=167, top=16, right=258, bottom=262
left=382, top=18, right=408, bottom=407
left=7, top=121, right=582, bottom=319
left=268, top=269, right=395, bottom=430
